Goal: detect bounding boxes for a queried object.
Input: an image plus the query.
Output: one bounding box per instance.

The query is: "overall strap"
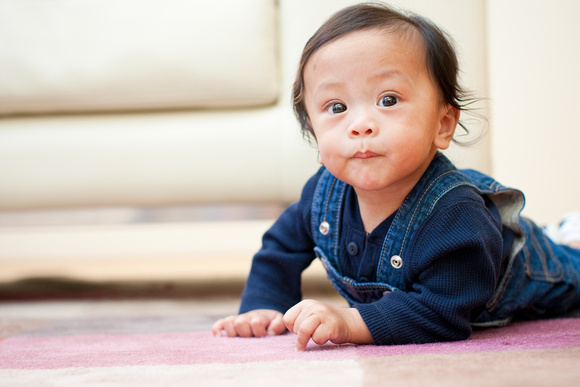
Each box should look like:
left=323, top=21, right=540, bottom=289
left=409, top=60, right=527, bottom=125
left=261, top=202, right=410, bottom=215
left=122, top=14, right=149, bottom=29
left=310, top=153, right=526, bottom=291
left=376, top=153, right=525, bottom=283
left=377, top=154, right=474, bottom=282
left=311, top=167, right=347, bottom=269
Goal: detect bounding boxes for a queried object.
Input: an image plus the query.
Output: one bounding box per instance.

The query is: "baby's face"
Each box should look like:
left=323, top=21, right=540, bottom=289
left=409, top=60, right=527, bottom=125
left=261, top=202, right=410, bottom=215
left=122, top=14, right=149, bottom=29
left=303, top=28, right=457, bottom=196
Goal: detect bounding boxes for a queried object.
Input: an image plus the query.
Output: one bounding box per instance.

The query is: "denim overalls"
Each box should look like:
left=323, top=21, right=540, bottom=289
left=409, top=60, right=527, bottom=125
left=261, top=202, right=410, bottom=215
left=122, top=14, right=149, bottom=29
left=311, top=153, right=580, bottom=326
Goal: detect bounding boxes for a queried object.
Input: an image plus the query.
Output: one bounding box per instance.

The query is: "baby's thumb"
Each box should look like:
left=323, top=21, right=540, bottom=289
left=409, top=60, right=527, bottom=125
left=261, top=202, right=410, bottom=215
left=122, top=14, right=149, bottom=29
left=267, top=313, right=286, bottom=336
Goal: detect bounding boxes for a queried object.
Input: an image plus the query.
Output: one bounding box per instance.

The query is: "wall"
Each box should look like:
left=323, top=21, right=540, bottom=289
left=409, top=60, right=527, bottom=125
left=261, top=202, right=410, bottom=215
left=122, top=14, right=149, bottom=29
left=487, top=0, right=580, bottom=224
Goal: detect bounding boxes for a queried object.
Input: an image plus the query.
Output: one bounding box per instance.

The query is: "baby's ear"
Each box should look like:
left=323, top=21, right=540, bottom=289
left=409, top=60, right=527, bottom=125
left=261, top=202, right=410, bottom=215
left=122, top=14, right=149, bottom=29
left=434, top=106, right=460, bottom=150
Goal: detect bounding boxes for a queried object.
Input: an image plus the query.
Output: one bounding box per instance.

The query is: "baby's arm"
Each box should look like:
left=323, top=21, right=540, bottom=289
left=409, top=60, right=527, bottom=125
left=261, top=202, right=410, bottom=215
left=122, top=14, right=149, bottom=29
left=213, top=173, right=322, bottom=341
left=212, top=309, right=286, bottom=338
left=283, top=299, right=373, bottom=351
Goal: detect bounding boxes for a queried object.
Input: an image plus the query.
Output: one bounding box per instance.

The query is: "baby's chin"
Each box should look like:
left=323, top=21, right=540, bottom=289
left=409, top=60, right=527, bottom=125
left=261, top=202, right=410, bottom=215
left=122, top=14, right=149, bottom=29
left=342, top=173, right=392, bottom=192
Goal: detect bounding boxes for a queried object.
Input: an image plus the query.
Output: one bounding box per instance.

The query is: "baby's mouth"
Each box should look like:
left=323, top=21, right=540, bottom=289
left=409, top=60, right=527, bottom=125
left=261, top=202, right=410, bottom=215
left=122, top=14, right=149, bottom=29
left=353, top=151, right=380, bottom=159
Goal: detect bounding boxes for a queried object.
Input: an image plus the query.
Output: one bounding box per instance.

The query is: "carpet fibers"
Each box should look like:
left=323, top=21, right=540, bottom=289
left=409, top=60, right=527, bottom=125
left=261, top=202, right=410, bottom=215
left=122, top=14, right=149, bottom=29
left=1, top=291, right=579, bottom=386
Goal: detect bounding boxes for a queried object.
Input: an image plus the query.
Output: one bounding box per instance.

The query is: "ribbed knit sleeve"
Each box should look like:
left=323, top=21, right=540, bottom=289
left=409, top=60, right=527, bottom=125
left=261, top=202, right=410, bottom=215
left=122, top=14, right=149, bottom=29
left=239, top=169, right=322, bottom=314
left=355, top=192, right=505, bottom=345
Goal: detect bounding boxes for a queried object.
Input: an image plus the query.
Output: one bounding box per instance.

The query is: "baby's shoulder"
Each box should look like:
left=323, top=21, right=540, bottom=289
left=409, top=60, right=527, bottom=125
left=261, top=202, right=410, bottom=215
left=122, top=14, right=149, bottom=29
left=424, top=184, right=503, bottom=233
left=437, top=183, right=488, bottom=209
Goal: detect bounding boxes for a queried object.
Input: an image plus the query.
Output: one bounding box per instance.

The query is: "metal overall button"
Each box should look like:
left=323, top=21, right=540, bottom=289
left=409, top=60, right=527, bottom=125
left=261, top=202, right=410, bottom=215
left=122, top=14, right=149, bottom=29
left=319, top=221, right=330, bottom=235
left=390, top=255, right=403, bottom=269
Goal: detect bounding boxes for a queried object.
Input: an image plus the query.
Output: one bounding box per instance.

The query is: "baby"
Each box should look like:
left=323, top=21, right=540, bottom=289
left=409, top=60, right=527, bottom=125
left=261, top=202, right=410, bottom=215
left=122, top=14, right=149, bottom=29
left=212, top=3, right=580, bottom=351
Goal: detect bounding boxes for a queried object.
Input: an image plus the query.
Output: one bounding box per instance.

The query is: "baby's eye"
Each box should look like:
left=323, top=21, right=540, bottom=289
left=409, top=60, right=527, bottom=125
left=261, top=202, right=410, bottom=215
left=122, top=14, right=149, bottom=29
left=378, top=95, right=398, bottom=107
left=327, top=102, right=347, bottom=114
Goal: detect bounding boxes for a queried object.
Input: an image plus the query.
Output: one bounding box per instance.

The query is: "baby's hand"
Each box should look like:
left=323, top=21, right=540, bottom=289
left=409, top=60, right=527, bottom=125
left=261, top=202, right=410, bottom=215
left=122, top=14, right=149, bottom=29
left=212, top=309, right=286, bottom=338
left=283, top=299, right=373, bottom=351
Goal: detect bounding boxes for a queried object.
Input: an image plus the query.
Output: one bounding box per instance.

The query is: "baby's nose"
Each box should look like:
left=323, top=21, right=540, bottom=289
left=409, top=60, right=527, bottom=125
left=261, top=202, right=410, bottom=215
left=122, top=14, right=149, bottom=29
left=350, top=127, right=374, bottom=136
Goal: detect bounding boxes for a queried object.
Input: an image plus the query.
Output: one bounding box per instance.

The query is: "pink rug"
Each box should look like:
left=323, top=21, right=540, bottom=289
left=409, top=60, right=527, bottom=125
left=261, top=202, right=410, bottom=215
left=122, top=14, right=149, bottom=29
left=1, top=299, right=579, bottom=386
left=2, top=316, right=579, bottom=370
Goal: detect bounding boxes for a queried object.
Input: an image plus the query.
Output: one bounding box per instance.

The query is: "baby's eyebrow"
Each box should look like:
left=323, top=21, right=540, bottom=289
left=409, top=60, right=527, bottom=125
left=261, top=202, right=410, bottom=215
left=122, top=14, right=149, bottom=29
left=307, top=80, right=344, bottom=101
left=369, top=70, right=409, bottom=83
left=313, top=79, right=344, bottom=90
left=307, top=69, right=413, bottom=102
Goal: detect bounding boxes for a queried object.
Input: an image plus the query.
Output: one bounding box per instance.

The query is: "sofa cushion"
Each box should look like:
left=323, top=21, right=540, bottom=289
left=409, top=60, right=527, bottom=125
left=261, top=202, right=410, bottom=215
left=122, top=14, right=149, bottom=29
left=0, top=0, right=278, bottom=115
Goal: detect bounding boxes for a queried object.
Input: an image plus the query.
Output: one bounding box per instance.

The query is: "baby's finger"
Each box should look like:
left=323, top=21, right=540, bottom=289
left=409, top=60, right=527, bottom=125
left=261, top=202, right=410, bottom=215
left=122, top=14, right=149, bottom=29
left=213, top=316, right=238, bottom=337
left=267, top=313, right=286, bottom=336
left=283, top=303, right=302, bottom=333
left=211, top=319, right=226, bottom=336
left=311, top=322, right=333, bottom=346
left=223, top=317, right=240, bottom=337
left=249, top=315, right=268, bottom=337
left=295, top=315, right=322, bottom=351
left=232, top=318, right=253, bottom=337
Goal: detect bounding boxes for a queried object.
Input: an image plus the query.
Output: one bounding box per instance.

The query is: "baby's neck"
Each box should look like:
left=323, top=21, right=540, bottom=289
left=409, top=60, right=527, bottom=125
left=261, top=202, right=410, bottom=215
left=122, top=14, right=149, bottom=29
left=355, top=190, right=402, bottom=234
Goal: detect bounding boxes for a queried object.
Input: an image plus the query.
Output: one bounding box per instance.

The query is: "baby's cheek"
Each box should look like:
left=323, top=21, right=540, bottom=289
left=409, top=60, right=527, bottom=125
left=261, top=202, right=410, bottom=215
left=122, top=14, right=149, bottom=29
left=317, top=140, right=338, bottom=160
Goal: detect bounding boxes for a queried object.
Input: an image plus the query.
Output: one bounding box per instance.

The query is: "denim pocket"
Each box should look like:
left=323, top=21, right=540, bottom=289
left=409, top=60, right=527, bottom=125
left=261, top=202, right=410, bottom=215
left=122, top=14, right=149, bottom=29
left=521, top=218, right=564, bottom=283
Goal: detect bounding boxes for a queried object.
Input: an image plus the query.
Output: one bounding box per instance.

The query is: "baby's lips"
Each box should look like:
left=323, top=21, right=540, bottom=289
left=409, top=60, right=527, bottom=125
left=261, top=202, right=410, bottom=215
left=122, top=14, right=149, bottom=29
left=353, top=151, right=380, bottom=159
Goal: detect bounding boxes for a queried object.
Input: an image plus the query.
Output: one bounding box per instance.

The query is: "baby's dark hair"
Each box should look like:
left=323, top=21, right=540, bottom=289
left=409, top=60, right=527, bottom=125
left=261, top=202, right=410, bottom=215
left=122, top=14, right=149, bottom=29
left=292, top=2, right=472, bottom=140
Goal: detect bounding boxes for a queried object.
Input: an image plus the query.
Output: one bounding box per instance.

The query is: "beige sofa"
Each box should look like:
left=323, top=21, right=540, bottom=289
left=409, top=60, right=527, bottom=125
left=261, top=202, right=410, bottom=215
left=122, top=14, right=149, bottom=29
left=1, top=0, right=579, bottom=281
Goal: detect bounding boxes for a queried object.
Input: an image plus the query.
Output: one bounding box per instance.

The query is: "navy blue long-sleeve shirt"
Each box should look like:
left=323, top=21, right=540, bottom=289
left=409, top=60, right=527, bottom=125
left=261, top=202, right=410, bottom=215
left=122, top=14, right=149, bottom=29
left=240, top=168, right=513, bottom=345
